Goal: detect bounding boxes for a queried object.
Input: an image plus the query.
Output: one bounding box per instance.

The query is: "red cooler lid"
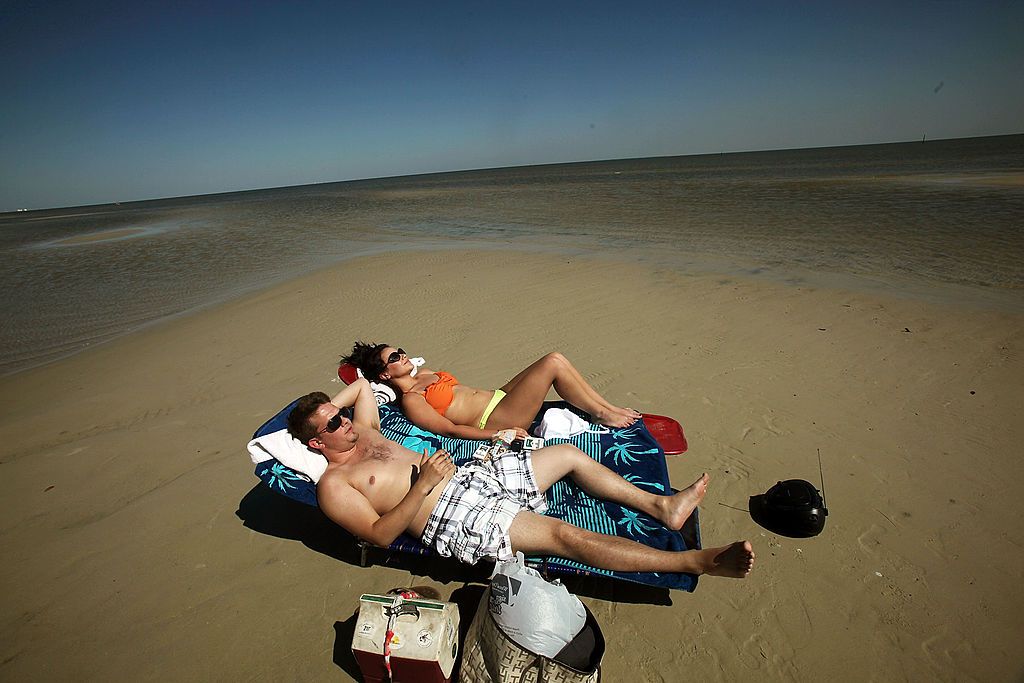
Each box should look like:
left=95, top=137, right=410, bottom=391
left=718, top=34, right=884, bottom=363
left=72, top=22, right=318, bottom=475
left=641, top=414, right=688, bottom=455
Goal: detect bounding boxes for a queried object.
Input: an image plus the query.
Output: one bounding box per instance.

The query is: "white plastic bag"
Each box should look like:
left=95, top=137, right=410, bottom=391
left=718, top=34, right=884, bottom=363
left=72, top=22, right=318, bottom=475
left=488, top=552, right=586, bottom=658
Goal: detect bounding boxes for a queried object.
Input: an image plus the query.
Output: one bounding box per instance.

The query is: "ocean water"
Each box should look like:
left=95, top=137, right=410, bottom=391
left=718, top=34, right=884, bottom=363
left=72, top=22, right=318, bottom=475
left=1, top=134, right=1022, bottom=376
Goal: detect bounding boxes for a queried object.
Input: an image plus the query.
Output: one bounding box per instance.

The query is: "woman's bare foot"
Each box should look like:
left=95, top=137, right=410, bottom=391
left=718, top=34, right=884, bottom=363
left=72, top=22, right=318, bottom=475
left=592, top=409, right=637, bottom=429
left=701, top=541, right=755, bottom=578
left=616, top=406, right=643, bottom=420
left=659, top=473, right=708, bottom=529
left=603, top=404, right=642, bottom=422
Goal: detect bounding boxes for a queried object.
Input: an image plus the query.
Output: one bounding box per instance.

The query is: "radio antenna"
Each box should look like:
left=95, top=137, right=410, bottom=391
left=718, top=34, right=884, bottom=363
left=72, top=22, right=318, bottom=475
left=817, top=447, right=828, bottom=509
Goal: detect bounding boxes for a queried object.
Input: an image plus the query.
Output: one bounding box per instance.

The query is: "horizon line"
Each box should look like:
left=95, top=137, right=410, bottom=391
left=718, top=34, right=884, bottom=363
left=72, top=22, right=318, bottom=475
left=4, top=131, right=1022, bottom=215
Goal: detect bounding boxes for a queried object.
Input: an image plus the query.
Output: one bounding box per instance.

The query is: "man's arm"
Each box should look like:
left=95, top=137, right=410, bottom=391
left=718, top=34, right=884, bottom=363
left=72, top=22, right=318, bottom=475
left=316, top=449, right=454, bottom=547
left=330, top=377, right=380, bottom=431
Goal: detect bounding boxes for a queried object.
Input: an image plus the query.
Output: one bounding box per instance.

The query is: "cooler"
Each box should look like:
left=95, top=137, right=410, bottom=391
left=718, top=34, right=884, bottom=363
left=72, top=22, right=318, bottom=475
left=351, top=593, right=460, bottom=683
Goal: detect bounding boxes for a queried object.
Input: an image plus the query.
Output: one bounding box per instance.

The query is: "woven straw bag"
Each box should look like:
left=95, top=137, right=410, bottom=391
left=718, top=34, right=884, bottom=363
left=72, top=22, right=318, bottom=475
left=459, top=588, right=603, bottom=683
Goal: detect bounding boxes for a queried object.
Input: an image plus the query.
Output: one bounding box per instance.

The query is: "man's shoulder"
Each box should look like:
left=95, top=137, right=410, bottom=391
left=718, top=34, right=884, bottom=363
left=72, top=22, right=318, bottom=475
left=317, top=464, right=356, bottom=492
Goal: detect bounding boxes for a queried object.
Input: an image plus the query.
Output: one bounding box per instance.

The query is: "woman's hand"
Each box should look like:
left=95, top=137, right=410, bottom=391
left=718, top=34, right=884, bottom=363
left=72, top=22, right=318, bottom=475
left=491, top=427, right=531, bottom=443
left=491, top=429, right=515, bottom=443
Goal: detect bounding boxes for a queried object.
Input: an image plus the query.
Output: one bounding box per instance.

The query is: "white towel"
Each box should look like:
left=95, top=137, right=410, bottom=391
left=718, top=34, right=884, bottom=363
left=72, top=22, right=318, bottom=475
left=533, top=408, right=609, bottom=439
left=247, top=429, right=328, bottom=483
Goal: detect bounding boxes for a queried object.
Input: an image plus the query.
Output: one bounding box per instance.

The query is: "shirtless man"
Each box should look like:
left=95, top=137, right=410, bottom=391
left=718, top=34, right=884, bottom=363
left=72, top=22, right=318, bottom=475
left=288, top=382, right=754, bottom=578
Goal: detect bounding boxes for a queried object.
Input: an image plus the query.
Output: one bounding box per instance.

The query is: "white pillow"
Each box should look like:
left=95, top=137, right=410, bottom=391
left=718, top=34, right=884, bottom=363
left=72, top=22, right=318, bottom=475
left=247, top=429, right=327, bottom=483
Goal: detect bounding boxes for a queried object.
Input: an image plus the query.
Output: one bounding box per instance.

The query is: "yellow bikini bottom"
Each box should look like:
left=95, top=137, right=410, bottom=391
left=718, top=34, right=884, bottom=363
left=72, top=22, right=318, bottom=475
left=477, top=389, right=507, bottom=429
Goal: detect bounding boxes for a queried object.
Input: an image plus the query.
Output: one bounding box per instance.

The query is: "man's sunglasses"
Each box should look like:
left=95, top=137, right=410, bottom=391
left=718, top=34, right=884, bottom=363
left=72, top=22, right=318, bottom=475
left=385, top=348, right=406, bottom=365
left=319, top=406, right=354, bottom=434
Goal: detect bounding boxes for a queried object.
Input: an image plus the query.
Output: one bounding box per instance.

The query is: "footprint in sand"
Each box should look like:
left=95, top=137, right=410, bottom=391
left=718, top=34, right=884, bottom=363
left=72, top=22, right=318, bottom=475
left=857, top=523, right=887, bottom=556
left=921, top=626, right=977, bottom=673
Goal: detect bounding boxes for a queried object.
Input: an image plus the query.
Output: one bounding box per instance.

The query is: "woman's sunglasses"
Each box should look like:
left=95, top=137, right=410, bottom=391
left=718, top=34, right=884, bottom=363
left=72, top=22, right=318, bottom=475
left=319, top=405, right=354, bottom=434
left=385, top=348, right=406, bottom=365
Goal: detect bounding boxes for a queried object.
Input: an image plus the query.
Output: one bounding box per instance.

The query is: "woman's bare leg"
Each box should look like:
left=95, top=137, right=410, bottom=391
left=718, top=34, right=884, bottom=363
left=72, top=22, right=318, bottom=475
left=508, top=511, right=754, bottom=577
left=529, top=444, right=706, bottom=530
left=503, top=352, right=636, bottom=419
left=488, top=353, right=637, bottom=429
left=548, top=353, right=640, bottom=420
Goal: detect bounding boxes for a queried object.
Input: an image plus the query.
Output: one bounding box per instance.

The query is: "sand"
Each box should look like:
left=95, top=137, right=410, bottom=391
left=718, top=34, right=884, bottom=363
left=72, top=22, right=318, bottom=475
left=1, top=249, right=1021, bottom=681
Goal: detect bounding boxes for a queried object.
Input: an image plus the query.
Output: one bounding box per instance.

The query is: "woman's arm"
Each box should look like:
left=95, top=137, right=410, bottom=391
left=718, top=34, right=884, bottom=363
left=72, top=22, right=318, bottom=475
left=401, top=393, right=499, bottom=441
left=330, top=377, right=381, bottom=431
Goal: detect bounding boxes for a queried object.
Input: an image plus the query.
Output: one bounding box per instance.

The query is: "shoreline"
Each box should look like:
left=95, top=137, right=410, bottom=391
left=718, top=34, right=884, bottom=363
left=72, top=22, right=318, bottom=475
left=1, top=248, right=1022, bottom=680
left=4, top=239, right=1022, bottom=380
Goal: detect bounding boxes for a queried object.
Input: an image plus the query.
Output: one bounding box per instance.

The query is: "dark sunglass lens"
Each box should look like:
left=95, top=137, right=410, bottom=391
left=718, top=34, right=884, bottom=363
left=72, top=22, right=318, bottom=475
left=325, top=413, right=343, bottom=433
left=387, top=352, right=401, bottom=364
left=341, top=406, right=354, bottom=419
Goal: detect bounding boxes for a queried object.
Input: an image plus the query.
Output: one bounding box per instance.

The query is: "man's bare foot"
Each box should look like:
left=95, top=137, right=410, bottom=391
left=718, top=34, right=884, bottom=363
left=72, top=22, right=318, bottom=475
left=702, top=541, right=755, bottom=578
left=660, top=473, right=708, bottom=529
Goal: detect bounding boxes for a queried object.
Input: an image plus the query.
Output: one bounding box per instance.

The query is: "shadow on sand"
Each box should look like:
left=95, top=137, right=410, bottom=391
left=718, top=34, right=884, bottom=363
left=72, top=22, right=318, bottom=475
left=238, top=482, right=675, bottom=677
left=236, top=481, right=673, bottom=606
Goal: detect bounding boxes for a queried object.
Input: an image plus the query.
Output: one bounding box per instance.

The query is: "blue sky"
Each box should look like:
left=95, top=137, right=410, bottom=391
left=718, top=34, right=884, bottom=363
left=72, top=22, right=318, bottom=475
left=1, top=1, right=1022, bottom=210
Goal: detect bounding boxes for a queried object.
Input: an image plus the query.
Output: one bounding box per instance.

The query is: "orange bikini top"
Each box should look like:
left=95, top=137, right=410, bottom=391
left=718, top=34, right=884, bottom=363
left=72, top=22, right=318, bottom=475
left=423, top=371, right=459, bottom=416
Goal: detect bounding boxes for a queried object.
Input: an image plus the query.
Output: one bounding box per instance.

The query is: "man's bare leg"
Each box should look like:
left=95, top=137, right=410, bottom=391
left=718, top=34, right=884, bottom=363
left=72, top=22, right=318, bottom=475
left=508, top=511, right=754, bottom=577
left=529, top=445, right=707, bottom=530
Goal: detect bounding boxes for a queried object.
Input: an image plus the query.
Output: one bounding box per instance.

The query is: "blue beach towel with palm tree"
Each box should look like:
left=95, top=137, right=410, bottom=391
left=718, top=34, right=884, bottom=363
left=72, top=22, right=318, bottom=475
left=252, top=400, right=700, bottom=591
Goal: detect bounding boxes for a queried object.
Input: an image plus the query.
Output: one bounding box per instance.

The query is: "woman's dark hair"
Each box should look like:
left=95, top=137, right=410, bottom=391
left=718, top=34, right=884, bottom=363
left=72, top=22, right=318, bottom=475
left=287, top=391, right=332, bottom=445
left=341, top=341, right=391, bottom=382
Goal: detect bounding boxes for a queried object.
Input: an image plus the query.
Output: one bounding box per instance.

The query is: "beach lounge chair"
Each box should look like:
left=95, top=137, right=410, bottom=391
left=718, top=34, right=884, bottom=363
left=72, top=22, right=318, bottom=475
left=247, top=398, right=699, bottom=591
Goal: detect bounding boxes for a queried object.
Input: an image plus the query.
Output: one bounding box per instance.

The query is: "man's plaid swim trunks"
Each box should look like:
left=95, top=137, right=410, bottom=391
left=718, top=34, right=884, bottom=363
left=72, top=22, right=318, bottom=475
left=420, top=446, right=548, bottom=564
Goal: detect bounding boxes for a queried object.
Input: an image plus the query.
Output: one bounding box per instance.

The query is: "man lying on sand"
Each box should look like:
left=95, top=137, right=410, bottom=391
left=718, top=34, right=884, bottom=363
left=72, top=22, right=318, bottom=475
left=288, top=378, right=754, bottom=578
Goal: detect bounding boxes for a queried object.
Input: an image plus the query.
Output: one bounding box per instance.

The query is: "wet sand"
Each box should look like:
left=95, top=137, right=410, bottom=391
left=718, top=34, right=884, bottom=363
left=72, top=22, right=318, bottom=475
left=53, top=228, right=148, bottom=245
left=0, top=250, right=1021, bottom=680
left=893, top=172, right=1024, bottom=187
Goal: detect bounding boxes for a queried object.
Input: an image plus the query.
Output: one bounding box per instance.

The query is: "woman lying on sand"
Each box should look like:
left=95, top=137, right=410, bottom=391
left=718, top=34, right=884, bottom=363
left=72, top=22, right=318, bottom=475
left=341, top=342, right=640, bottom=440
